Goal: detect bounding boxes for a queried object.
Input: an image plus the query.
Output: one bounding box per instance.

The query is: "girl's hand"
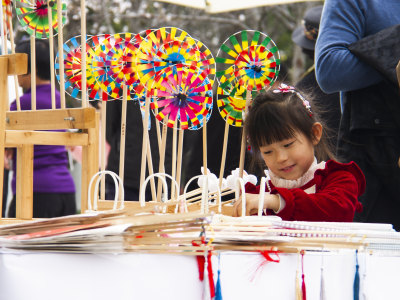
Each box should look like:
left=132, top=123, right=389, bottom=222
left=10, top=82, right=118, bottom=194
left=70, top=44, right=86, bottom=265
left=232, top=193, right=280, bottom=217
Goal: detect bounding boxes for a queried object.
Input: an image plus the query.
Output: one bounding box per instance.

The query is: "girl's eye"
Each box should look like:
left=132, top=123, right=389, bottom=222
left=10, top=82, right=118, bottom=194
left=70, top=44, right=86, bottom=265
left=263, top=150, right=272, bottom=155
left=284, top=141, right=295, bottom=148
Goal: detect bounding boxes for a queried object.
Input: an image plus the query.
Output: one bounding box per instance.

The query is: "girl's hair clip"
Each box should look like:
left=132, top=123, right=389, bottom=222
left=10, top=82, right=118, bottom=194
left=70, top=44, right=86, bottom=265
left=272, top=83, right=313, bottom=116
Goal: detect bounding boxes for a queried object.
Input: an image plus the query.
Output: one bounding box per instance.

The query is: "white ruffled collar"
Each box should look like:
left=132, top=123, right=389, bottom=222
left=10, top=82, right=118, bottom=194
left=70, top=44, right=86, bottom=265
left=266, top=158, right=326, bottom=189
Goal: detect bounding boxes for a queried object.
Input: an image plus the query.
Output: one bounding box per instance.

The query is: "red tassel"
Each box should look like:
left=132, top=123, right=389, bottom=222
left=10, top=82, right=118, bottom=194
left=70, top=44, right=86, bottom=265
left=259, top=250, right=281, bottom=263
left=301, top=250, right=307, bottom=300
left=192, top=240, right=215, bottom=299
left=207, top=250, right=215, bottom=298
left=192, top=241, right=205, bottom=281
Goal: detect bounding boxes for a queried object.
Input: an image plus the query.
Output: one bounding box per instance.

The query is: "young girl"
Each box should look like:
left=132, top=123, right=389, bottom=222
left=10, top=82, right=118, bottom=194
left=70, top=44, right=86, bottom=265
left=233, top=84, right=365, bottom=222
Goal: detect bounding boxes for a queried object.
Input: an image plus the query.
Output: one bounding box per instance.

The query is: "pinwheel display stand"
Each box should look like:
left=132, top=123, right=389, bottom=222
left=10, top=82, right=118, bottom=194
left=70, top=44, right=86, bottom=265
left=0, top=53, right=99, bottom=223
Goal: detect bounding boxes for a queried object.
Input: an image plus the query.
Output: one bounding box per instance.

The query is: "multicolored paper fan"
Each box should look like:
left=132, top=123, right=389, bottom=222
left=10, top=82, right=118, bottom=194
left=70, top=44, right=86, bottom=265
left=15, top=0, right=66, bottom=39
left=135, top=27, right=200, bottom=90
left=55, top=35, right=114, bottom=101
left=189, top=79, right=213, bottom=131
left=91, top=32, right=141, bottom=100
left=192, top=39, right=216, bottom=85
left=150, top=64, right=213, bottom=130
left=216, top=75, right=257, bottom=127
left=216, top=30, right=280, bottom=91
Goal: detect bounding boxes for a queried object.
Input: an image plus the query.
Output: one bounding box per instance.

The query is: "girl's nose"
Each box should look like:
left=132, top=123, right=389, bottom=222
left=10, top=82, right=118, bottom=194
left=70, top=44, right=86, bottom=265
left=275, top=150, right=288, bottom=163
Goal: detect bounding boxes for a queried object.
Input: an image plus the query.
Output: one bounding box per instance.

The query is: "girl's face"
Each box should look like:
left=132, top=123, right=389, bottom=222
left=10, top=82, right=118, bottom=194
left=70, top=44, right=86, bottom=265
left=259, top=124, right=322, bottom=180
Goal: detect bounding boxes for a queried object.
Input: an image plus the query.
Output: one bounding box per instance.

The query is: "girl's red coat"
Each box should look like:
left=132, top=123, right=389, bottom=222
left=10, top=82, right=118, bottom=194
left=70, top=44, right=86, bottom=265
left=245, top=160, right=365, bottom=222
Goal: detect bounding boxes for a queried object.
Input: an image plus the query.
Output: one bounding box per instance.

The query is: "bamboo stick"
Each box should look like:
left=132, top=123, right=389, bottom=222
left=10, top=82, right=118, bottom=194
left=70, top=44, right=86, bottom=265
left=171, top=122, right=177, bottom=200
left=57, top=0, right=66, bottom=109
left=6, top=5, right=20, bottom=111
left=80, top=0, right=87, bottom=107
left=139, top=94, right=151, bottom=199
left=218, top=121, right=229, bottom=188
left=47, top=6, right=56, bottom=109
left=156, top=124, right=168, bottom=202
left=175, top=129, right=184, bottom=200
left=30, top=36, right=36, bottom=110
left=118, top=84, right=127, bottom=200
left=100, top=98, right=106, bottom=200
left=238, top=88, right=251, bottom=177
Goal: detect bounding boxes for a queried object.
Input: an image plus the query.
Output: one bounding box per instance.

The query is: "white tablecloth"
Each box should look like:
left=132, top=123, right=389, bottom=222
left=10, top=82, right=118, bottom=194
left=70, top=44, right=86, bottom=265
left=0, top=250, right=398, bottom=300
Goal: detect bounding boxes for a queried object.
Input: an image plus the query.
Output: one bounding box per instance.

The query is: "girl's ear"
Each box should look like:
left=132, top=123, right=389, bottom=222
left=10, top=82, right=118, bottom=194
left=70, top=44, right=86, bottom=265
left=311, top=122, right=323, bottom=145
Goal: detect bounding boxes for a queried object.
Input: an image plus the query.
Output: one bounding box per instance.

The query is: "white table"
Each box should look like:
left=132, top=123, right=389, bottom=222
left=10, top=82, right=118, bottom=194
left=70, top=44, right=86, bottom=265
left=0, top=250, right=399, bottom=300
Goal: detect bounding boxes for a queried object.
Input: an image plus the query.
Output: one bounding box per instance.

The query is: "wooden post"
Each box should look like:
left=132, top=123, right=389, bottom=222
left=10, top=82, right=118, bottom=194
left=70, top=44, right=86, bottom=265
left=0, top=54, right=28, bottom=218
left=16, top=145, right=34, bottom=219
left=80, top=111, right=100, bottom=212
left=0, top=57, right=8, bottom=216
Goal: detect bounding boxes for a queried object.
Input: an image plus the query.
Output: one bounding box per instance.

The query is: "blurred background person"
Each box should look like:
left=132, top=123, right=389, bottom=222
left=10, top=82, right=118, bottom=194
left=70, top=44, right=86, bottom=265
left=292, top=5, right=341, bottom=147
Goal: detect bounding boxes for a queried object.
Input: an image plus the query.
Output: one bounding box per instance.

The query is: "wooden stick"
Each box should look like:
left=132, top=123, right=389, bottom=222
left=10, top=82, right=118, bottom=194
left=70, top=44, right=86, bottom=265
left=7, top=9, right=21, bottom=111
left=175, top=129, right=184, bottom=200
left=219, top=121, right=229, bottom=188
left=139, top=94, right=151, bottom=199
left=184, top=188, right=234, bottom=204
left=57, top=0, right=66, bottom=109
left=0, top=1, right=5, bottom=55
left=171, top=122, right=177, bottom=200
left=80, top=0, right=87, bottom=108
left=47, top=6, right=56, bottom=109
left=238, top=88, right=252, bottom=177
left=154, top=108, right=162, bottom=154
left=202, top=112, right=208, bottom=174
left=30, top=36, right=36, bottom=111
left=118, top=84, right=127, bottom=200
left=100, top=98, right=106, bottom=200
left=156, top=124, right=168, bottom=202
left=146, top=136, right=157, bottom=201
left=0, top=56, right=8, bottom=217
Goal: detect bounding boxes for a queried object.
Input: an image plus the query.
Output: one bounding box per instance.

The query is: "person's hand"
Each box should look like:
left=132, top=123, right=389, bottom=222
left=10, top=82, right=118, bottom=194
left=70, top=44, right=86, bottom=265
left=232, top=193, right=280, bottom=217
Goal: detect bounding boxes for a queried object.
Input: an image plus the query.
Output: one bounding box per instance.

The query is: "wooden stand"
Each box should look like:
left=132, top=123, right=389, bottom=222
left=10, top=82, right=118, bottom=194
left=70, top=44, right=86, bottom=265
left=0, top=53, right=99, bottom=223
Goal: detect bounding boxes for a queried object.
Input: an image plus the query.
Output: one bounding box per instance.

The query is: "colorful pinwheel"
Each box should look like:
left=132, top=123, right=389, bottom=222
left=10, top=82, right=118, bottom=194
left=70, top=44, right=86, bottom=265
left=216, top=75, right=257, bottom=127
left=15, top=0, right=66, bottom=39
left=55, top=35, right=114, bottom=101
left=91, top=32, right=141, bottom=100
left=151, top=64, right=213, bottom=130
left=192, top=39, right=216, bottom=85
left=216, top=30, right=280, bottom=92
left=135, top=27, right=200, bottom=90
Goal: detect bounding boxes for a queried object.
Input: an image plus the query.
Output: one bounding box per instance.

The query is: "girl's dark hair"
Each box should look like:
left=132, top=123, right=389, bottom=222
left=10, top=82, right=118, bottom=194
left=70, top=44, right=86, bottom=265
left=244, top=85, right=336, bottom=164
left=15, top=39, right=51, bottom=80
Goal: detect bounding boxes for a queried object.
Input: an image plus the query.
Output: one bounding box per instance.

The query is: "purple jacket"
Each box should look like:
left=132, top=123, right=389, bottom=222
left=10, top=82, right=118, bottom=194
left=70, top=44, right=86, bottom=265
left=10, top=84, right=75, bottom=194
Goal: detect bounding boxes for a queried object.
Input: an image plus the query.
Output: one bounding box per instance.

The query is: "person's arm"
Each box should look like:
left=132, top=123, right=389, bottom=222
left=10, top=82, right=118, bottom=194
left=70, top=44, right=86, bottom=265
left=315, top=0, right=383, bottom=93
left=273, top=170, right=362, bottom=222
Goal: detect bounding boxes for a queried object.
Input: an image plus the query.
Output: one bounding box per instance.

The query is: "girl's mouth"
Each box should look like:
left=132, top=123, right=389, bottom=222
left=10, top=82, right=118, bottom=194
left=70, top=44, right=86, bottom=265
left=280, top=165, right=295, bottom=172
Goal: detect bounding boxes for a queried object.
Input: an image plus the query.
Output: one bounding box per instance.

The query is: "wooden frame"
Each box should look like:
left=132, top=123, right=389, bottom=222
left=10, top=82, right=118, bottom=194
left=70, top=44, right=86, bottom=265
left=0, top=53, right=99, bottom=223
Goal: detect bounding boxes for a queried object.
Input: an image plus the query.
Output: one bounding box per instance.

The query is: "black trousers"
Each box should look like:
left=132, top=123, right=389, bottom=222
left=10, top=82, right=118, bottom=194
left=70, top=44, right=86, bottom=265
left=8, top=192, right=76, bottom=218
left=338, top=131, right=400, bottom=231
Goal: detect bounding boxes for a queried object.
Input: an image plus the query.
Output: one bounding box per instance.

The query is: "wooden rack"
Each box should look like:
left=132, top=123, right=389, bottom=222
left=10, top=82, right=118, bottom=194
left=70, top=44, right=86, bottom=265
left=0, top=53, right=99, bottom=223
